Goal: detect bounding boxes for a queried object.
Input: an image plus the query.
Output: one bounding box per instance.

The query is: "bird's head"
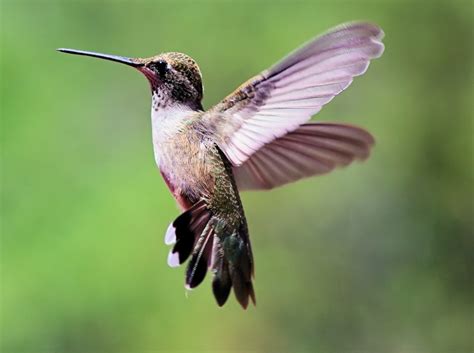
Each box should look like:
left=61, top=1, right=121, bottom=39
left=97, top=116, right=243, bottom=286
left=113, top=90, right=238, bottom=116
left=57, top=49, right=203, bottom=110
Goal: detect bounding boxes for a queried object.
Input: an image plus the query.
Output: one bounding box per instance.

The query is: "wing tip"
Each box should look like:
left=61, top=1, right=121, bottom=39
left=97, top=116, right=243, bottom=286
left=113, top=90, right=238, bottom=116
left=328, top=21, right=385, bottom=59
left=337, top=21, right=385, bottom=40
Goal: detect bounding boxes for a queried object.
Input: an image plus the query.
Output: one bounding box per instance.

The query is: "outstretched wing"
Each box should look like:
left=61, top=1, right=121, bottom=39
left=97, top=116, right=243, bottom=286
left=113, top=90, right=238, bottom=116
left=233, top=122, right=374, bottom=190
left=204, top=22, right=384, bottom=171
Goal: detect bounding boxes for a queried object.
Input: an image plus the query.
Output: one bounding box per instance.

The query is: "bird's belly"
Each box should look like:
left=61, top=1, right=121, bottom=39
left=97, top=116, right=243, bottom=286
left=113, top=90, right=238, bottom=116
left=153, top=130, right=215, bottom=207
left=150, top=106, right=216, bottom=207
left=159, top=167, right=193, bottom=210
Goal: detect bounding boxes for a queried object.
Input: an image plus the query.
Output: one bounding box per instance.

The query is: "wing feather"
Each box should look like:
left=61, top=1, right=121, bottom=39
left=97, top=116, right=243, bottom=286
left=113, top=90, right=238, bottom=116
left=233, top=123, right=375, bottom=190
left=204, top=22, right=384, bottom=167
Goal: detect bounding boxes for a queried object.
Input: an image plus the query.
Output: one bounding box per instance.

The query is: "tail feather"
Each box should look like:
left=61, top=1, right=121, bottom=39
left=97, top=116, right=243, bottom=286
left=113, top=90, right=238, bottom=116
left=229, top=264, right=256, bottom=308
left=211, top=237, right=232, bottom=306
left=212, top=225, right=256, bottom=308
left=185, top=221, right=215, bottom=289
left=165, top=201, right=256, bottom=309
left=212, top=274, right=232, bottom=306
left=166, top=200, right=211, bottom=266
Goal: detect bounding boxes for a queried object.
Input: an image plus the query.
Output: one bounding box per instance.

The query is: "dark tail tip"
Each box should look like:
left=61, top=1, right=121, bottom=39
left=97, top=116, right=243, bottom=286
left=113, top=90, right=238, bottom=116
left=233, top=277, right=256, bottom=309
left=212, top=259, right=232, bottom=306
left=213, top=279, right=232, bottom=307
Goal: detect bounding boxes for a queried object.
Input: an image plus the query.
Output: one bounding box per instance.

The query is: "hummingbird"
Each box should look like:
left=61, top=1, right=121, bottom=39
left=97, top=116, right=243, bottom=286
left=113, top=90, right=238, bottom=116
left=58, top=22, right=384, bottom=308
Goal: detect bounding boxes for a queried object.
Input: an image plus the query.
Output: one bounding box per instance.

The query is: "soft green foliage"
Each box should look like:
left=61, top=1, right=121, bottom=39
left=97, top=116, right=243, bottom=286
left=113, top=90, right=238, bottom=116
left=1, top=1, right=472, bottom=352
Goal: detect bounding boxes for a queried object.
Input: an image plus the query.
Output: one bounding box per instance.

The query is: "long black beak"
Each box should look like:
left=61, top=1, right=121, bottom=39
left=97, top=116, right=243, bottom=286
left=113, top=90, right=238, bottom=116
left=57, top=48, right=144, bottom=67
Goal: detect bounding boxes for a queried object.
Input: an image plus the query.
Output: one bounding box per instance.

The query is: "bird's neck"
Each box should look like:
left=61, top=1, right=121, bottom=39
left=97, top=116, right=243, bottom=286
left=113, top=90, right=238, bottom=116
left=151, top=104, right=192, bottom=125
left=151, top=89, right=202, bottom=114
left=150, top=92, right=196, bottom=137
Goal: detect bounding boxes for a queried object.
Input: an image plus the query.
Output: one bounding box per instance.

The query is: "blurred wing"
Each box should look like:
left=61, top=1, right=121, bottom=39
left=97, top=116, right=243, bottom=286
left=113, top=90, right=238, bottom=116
left=233, top=123, right=374, bottom=190
left=205, top=22, right=384, bottom=166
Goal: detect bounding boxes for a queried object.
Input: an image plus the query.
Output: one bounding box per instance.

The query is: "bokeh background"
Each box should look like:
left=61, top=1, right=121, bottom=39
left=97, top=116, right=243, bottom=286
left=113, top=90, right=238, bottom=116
left=1, top=1, right=472, bottom=352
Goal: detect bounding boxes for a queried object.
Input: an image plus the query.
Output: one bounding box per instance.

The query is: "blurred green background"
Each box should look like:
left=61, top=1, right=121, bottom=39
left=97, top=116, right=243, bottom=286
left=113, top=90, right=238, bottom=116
left=1, top=1, right=472, bottom=352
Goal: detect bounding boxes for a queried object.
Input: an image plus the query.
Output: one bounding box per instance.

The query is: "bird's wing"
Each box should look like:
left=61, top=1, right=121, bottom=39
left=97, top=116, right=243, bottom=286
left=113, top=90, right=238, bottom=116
left=204, top=22, right=384, bottom=169
left=232, top=122, right=374, bottom=190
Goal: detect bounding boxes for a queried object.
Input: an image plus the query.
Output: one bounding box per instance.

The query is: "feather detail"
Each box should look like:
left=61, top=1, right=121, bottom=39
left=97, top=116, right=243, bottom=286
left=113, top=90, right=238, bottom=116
left=204, top=22, right=384, bottom=167
left=166, top=200, right=211, bottom=266
left=211, top=236, right=232, bottom=306
left=185, top=221, right=215, bottom=289
left=233, top=123, right=375, bottom=190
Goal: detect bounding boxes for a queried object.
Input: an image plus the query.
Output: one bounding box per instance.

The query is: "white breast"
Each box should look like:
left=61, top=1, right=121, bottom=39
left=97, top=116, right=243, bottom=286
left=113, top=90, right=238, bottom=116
left=150, top=95, right=193, bottom=168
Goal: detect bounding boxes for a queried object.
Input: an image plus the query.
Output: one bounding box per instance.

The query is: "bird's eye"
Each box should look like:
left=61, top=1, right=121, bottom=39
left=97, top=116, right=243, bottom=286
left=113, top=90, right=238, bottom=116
left=152, top=60, right=169, bottom=75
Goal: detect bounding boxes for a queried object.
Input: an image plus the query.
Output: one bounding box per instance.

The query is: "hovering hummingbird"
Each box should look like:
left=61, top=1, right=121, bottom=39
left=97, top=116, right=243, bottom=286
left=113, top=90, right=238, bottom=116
left=58, top=22, right=384, bottom=308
